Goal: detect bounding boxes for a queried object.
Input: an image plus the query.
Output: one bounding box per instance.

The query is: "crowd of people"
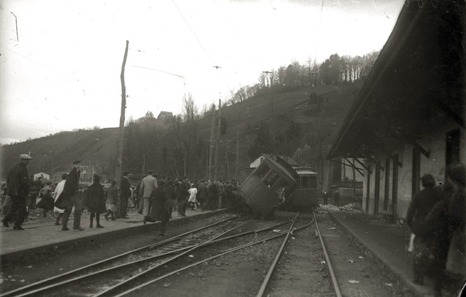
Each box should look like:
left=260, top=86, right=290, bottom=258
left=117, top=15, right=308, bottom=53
left=1, top=154, right=247, bottom=236
left=406, top=164, right=466, bottom=297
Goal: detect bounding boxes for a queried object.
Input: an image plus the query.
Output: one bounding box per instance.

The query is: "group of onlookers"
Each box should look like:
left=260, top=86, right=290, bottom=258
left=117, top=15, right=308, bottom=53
left=406, top=164, right=465, bottom=297
left=0, top=155, right=246, bottom=237
left=135, top=171, right=246, bottom=236
left=1, top=156, right=135, bottom=232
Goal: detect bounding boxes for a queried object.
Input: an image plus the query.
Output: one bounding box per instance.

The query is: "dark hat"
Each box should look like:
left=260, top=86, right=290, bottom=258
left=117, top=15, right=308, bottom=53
left=20, top=154, right=32, bottom=160
left=447, top=164, right=466, bottom=187
left=73, top=160, right=81, bottom=165
left=61, top=173, right=68, bottom=179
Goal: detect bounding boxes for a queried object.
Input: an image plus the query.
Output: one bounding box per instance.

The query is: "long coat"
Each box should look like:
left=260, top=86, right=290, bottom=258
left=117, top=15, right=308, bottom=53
left=84, top=183, right=106, bottom=214
left=55, top=167, right=80, bottom=209
left=7, top=162, right=30, bottom=198
left=150, top=186, right=170, bottom=222
left=406, top=187, right=442, bottom=236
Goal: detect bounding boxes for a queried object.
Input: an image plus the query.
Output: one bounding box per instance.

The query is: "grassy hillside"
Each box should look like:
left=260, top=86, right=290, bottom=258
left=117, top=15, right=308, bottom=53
left=1, top=83, right=360, bottom=182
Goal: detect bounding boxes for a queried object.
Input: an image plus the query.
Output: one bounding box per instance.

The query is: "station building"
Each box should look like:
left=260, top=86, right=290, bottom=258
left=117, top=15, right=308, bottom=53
left=328, top=1, right=466, bottom=222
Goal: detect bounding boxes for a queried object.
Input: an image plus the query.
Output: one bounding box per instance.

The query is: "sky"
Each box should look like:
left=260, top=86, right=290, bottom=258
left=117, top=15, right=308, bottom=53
left=0, top=0, right=405, bottom=144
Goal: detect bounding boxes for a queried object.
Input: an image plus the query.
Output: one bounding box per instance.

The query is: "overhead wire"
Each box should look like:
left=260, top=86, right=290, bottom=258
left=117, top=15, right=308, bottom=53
left=170, top=0, right=233, bottom=99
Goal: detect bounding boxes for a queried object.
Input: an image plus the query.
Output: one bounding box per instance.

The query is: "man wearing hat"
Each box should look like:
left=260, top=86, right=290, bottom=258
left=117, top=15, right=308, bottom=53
left=2, top=154, right=32, bottom=230
left=55, top=160, right=84, bottom=231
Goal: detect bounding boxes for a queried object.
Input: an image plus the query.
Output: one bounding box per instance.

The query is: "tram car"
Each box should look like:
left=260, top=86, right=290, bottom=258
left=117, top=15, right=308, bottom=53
left=281, top=167, right=319, bottom=212
left=237, top=155, right=298, bottom=217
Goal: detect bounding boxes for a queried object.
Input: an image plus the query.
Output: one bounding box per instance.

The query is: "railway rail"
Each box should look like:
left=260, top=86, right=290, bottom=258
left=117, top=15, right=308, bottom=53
left=1, top=215, right=240, bottom=297
left=3, top=212, right=344, bottom=297
left=1, top=215, right=301, bottom=297
left=257, top=212, right=342, bottom=297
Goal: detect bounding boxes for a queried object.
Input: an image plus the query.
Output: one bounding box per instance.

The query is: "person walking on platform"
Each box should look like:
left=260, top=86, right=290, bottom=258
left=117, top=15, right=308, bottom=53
left=120, top=171, right=131, bottom=219
left=176, top=178, right=189, bottom=216
left=165, top=179, right=177, bottom=219
left=152, top=180, right=170, bottom=236
left=2, top=154, right=32, bottom=230
left=84, top=175, right=106, bottom=228
left=139, top=170, right=158, bottom=224
left=52, top=173, right=67, bottom=225
left=443, top=164, right=466, bottom=294
left=188, top=184, right=198, bottom=210
left=55, top=160, right=84, bottom=231
left=406, top=174, right=442, bottom=286
left=105, top=180, right=118, bottom=221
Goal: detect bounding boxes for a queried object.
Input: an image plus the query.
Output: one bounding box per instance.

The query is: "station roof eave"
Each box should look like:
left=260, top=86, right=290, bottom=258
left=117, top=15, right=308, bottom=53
left=328, top=2, right=465, bottom=160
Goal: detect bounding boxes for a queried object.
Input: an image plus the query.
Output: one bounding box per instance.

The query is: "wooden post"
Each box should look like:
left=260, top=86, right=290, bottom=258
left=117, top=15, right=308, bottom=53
left=225, top=143, right=230, bottom=181
left=214, top=99, right=222, bottom=180
left=208, top=106, right=216, bottom=180
left=116, top=40, right=129, bottom=218
left=235, top=130, right=239, bottom=181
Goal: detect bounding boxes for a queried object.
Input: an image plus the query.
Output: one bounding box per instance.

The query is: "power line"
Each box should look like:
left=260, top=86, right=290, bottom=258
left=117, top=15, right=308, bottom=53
left=170, top=0, right=216, bottom=67
left=129, top=65, right=186, bottom=79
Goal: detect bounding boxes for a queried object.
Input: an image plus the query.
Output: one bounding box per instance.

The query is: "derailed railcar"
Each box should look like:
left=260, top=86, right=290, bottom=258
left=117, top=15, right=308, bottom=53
left=283, top=167, right=318, bottom=211
left=237, top=156, right=298, bottom=217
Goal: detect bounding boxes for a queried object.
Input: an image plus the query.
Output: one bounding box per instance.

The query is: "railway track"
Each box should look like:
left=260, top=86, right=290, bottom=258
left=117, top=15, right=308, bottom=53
left=1, top=215, right=300, bottom=297
left=1, top=215, right=240, bottom=297
left=3, top=212, right=342, bottom=297
left=257, top=212, right=342, bottom=297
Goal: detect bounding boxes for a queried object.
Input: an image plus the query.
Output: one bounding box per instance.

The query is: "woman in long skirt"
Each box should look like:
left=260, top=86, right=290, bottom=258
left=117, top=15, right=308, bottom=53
left=105, top=180, right=118, bottom=221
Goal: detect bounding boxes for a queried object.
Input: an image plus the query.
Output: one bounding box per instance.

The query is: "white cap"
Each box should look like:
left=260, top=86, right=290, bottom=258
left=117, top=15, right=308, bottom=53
left=20, top=154, right=32, bottom=160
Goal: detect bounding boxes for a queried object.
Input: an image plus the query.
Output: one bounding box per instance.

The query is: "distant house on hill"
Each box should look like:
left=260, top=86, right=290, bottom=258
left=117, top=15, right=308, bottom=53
left=157, top=111, right=173, bottom=121
left=34, top=172, right=50, bottom=181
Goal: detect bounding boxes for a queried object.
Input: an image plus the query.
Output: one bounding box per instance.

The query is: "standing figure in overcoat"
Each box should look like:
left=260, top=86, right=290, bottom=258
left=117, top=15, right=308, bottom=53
left=406, top=174, right=442, bottom=286
left=139, top=170, right=158, bottom=224
left=152, top=180, right=170, bottom=236
left=176, top=179, right=189, bottom=216
left=3, top=154, right=32, bottom=230
left=55, top=160, right=84, bottom=231
left=85, top=174, right=106, bottom=228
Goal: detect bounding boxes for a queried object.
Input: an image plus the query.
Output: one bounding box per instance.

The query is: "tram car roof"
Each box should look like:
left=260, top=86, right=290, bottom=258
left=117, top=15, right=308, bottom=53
left=294, top=167, right=317, bottom=176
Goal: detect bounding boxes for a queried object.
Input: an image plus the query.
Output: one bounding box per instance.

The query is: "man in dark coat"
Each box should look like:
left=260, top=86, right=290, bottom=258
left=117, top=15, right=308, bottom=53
left=55, top=160, right=84, bottom=231
left=406, top=173, right=442, bottom=286
left=3, top=154, right=32, bottom=230
left=152, top=180, right=170, bottom=236
left=119, top=171, right=131, bottom=219
left=176, top=178, right=189, bottom=216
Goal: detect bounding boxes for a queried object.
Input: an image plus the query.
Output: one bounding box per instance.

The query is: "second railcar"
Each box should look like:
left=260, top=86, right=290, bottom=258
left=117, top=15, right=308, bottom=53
left=285, top=167, right=318, bottom=211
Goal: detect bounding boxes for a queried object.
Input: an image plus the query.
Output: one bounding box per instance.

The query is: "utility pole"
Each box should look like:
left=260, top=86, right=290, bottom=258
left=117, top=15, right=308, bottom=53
left=225, top=143, right=230, bottom=181
left=10, top=12, right=18, bottom=42
left=235, top=130, right=239, bottom=181
left=214, top=99, right=222, bottom=180
left=116, top=40, right=129, bottom=218
left=208, top=105, right=216, bottom=180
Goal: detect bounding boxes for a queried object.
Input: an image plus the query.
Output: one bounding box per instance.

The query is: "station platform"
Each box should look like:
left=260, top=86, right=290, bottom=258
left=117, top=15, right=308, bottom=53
left=327, top=207, right=442, bottom=297
left=0, top=208, right=226, bottom=265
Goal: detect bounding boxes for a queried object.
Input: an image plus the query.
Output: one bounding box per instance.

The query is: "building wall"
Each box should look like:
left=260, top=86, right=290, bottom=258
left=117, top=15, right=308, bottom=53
left=361, top=125, right=458, bottom=220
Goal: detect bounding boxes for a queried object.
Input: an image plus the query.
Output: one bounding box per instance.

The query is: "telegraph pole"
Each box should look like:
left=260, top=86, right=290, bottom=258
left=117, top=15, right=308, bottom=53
left=116, top=40, right=129, bottom=217
left=208, top=105, right=215, bottom=180
left=235, top=130, right=239, bottom=181
left=214, top=99, right=222, bottom=180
